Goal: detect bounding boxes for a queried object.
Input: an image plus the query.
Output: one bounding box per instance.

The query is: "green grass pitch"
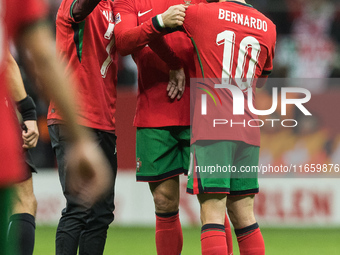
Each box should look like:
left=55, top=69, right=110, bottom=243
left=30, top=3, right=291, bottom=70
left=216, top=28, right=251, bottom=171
left=34, top=226, right=340, bottom=254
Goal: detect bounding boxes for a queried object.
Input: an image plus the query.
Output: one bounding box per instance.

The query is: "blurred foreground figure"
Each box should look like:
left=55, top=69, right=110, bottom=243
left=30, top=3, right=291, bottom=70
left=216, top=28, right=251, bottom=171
left=0, top=1, right=112, bottom=254
left=6, top=52, right=39, bottom=255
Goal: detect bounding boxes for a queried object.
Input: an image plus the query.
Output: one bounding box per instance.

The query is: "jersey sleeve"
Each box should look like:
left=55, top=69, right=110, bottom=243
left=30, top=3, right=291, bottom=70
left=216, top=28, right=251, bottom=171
left=182, top=4, right=200, bottom=38
left=113, top=0, right=165, bottom=56
left=58, top=0, right=79, bottom=23
left=262, top=23, right=277, bottom=76
left=149, top=37, right=182, bottom=70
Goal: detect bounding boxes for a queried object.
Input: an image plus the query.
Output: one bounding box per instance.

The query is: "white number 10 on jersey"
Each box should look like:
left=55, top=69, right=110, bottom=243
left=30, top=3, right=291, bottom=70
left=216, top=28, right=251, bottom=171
left=217, top=30, right=261, bottom=90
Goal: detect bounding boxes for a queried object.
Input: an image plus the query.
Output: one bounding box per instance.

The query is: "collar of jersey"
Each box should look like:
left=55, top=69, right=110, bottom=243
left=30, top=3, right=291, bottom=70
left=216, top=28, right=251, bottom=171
left=226, top=1, right=254, bottom=8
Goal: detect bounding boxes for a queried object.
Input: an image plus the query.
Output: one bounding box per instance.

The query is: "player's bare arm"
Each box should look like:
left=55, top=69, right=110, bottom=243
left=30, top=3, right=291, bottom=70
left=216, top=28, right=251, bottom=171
left=255, top=76, right=269, bottom=88
left=17, top=23, right=112, bottom=206
left=6, top=52, right=39, bottom=149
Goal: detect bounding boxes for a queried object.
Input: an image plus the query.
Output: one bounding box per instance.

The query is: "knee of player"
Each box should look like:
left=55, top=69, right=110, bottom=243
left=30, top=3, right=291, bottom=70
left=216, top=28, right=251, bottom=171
left=227, top=207, right=256, bottom=229
left=153, top=192, right=179, bottom=212
left=18, top=193, right=37, bottom=210
left=31, top=195, right=38, bottom=210
left=26, top=194, right=37, bottom=214
left=226, top=207, right=237, bottom=226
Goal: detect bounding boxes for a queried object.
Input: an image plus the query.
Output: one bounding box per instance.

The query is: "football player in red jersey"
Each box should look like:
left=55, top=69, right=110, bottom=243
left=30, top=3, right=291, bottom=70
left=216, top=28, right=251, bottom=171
left=112, top=1, right=211, bottom=254
left=153, top=0, right=276, bottom=254
left=0, top=0, right=112, bottom=254
left=183, top=1, right=275, bottom=254
left=47, top=1, right=118, bottom=254
left=6, top=52, right=40, bottom=255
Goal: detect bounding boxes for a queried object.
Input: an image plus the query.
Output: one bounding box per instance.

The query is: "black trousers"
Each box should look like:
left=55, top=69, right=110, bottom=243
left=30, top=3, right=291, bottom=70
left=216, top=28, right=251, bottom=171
left=49, top=124, right=117, bottom=255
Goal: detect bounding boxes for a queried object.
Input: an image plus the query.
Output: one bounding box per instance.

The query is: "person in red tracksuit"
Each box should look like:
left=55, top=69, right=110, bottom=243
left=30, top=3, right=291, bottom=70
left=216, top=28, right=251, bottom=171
left=47, top=1, right=118, bottom=254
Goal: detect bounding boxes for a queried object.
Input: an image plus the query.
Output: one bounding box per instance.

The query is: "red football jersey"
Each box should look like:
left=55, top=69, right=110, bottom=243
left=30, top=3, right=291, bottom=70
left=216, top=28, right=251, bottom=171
left=0, top=0, right=48, bottom=187
left=113, top=0, right=205, bottom=128
left=47, top=0, right=118, bottom=131
left=184, top=1, right=276, bottom=146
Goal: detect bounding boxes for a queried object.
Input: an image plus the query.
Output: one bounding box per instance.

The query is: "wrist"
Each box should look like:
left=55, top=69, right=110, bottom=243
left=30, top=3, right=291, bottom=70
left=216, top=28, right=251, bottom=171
left=16, top=95, right=37, bottom=121
left=152, top=15, right=165, bottom=32
left=167, top=58, right=183, bottom=70
left=157, top=14, right=165, bottom=28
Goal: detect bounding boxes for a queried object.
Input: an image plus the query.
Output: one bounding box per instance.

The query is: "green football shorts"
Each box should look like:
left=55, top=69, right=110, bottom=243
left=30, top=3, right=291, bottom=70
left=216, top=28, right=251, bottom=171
left=187, top=140, right=260, bottom=195
left=136, top=126, right=190, bottom=182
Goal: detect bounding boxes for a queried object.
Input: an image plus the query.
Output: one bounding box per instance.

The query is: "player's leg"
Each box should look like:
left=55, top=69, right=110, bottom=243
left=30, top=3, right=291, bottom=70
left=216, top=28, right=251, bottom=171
left=227, top=195, right=264, bottom=255
left=187, top=141, right=235, bottom=254
left=227, top=195, right=256, bottom=229
left=228, top=142, right=264, bottom=255
left=198, top=193, right=228, bottom=255
left=149, top=178, right=179, bottom=215
left=7, top=175, right=37, bottom=255
left=149, top=177, right=182, bottom=255
left=78, top=130, right=117, bottom=255
left=49, top=124, right=88, bottom=255
left=224, top=213, right=234, bottom=255
left=136, top=127, right=187, bottom=255
left=150, top=125, right=191, bottom=255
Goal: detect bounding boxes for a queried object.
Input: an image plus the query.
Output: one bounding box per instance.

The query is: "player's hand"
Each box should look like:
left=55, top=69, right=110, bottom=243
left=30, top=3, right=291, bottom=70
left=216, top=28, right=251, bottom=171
left=65, top=137, right=113, bottom=207
left=22, top=120, right=39, bottom=149
left=161, top=4, right=188, bottom=28
left=168, top=68, right=185, bottom=100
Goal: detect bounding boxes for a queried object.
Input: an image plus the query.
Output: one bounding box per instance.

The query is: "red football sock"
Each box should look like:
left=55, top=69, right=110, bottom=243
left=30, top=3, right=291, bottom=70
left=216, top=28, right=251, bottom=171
left=201, top=224, right=228, bottom=255
left=155, top=211, right=183, bottom=255
left=224, top=214, right=234, bottom=255
left=235, top=223, right=265, bottom=255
